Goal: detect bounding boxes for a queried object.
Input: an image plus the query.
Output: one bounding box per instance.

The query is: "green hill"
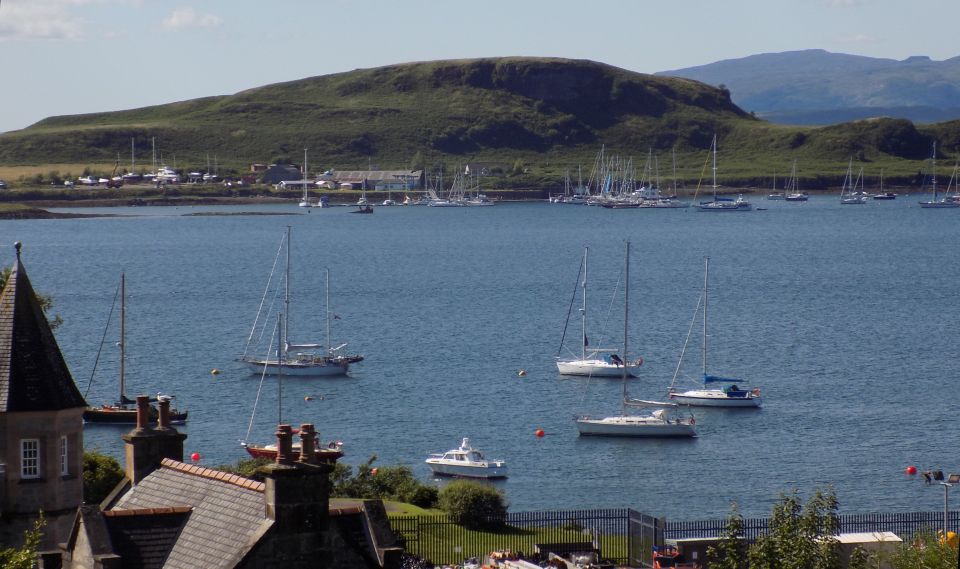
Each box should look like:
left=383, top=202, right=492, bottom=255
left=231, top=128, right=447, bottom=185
left=1, top=57, right=959, bottom=189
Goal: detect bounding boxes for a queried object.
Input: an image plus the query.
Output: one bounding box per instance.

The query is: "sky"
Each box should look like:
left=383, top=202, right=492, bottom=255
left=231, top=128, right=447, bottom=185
left=1, top=0, right=959, bottom=134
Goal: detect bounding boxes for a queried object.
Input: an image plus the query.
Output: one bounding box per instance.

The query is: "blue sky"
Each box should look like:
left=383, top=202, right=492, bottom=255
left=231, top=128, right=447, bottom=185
left=1, top=0, right=958, bottom=134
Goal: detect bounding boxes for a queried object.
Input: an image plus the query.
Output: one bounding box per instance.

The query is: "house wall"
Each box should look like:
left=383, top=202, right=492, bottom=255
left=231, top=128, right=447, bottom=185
left=0, top=408, right=85, bottom=548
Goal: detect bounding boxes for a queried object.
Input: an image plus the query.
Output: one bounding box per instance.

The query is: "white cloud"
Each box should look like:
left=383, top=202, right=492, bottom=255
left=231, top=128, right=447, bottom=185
left=161, top=7, right=222, bottom=30
left=0, top=0, right=87, bottom=40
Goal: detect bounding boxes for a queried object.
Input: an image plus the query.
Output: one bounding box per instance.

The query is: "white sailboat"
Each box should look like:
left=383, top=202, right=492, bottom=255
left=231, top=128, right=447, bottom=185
left=783, top=160, right=809, bottom=201
left=919, top=142, right=959, bottom=208
left=299, top=149, right=312, bottom=207
left=575, top=242, right=697, bottom=437
left=556, top=247, right=641, bottom=377
left=840, top=159, right=868, bottom=205
left=668, top=257, right=762, bottom=408
left=696, top=135, right=752, bottom=211
left=241, top=227, right=363, bottom=377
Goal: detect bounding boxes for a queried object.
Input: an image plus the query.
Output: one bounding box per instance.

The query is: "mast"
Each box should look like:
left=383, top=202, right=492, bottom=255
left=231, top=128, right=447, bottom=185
left=119, top=273, right=126, bottom=405
left=711, top=135, right=718, bottom=200
left=703, top=256, right=709, bottom=378
left=277, top=313, right=283, bottom=424
left=325, top=268, right=331, bottom=356
left=284, top=226, right=291, bottom=350
left=581, top=248, right=588, bottom=361
left=130, top=138, right=135, bottom=174
left=620, top=241, right=630, bottom=414
left=932, top=141, right=938, bottom=200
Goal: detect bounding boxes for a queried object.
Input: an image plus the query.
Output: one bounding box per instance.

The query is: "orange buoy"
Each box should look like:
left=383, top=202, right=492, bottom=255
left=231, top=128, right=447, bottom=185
left=906, top=465, right=917, bottom=475
left=190, top=452, right=201, bottom=462
left=535, top=429, right=545, bottom=438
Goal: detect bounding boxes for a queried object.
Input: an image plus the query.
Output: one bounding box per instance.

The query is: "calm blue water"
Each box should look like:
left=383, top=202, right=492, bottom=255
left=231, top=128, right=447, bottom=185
left=3, top=195, right=958, bottom=520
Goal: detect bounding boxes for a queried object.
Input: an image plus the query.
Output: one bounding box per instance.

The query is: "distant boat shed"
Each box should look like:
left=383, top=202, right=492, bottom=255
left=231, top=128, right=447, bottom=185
left=321, top=170, right=423, bottom=190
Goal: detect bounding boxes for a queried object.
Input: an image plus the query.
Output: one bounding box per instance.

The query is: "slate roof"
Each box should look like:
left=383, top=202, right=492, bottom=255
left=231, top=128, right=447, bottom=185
left=0, top=246, right=86, bottom=412
left=103, top=508, right=191, bottom=569
left=110, top=458, right=271, bottom=569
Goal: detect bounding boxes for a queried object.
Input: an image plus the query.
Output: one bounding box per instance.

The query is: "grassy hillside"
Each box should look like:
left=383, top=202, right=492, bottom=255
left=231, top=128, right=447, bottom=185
left=1, top=57, right=960, bottom=190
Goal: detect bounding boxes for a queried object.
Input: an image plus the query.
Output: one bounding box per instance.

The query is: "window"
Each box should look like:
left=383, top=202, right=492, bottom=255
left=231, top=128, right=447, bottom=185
left=21, top=439, right=40, bottom=479
left=60, top=435, right=69, bottom=476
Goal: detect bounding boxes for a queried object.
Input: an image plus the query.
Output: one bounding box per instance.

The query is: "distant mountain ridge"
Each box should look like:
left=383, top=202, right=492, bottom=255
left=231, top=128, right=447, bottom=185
left=657, top=49, right=960, bottom=125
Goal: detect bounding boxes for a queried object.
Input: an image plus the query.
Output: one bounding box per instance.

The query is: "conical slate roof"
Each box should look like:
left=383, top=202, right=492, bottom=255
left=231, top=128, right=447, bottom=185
left=0, top=243, right=86, bottom=412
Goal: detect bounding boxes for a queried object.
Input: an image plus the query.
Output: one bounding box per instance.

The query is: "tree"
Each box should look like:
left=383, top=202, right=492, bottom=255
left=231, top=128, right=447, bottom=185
left=438, top=480, right=507, bottom=529
left=0, top=514, right=44, bottom=569
left=889, top=531, right=958, bottom=569
left=708, top=504, right=749, bottom=569
left=83, top=451, right=125, bottom=504
left=747, top=488, right=841, bottom=569
left=0, top=266, right=62, bottom=328
left=330, top=455, right=438, bottom=508
left=510, top=159, right=524, bottom=177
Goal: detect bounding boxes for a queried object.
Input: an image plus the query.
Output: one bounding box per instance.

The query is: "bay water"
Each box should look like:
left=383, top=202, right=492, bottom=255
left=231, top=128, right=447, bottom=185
left=4, top=195, right=958, bottom=520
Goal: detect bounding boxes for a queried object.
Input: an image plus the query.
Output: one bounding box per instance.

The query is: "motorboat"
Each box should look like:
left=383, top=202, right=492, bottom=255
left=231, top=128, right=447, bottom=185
left=425, top=438, right=507, bottom=479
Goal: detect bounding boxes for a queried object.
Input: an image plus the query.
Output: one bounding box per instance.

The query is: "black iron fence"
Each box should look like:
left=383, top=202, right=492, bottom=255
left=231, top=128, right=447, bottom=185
left=390, top=509, right=958, bottom=567
left=664, top=510, right=960, bottom=541
left=389, top=508, right=657, bottom=566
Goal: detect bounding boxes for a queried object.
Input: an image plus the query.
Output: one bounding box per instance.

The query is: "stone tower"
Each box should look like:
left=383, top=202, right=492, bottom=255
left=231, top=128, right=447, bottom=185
left=0, top=243, right=87, bottom=550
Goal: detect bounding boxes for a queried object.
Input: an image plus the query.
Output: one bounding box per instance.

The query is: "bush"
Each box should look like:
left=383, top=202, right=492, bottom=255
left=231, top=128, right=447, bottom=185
left=83, top=451, right=125, bottom=504
left=215, top=457, right=273, bottom=482
left=438, top=480, right=507, bottom=529
left=331, top=456, right=439, bottom=509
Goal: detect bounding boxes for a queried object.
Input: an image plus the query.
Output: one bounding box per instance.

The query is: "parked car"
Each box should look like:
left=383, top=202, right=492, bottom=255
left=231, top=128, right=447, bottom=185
left=0, top=180, right=7, bottom=190
left=77, top=176, right=98, bottom=186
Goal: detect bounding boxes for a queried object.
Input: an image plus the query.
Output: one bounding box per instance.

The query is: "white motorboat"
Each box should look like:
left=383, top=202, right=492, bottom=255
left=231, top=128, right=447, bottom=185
left=556, top=246, right=641, bottom=378
left=668, top=257, right=762, bottom=408
left=425, top=438, right=507, bottom=479
left=241, top=227, right=363, bottom=377
left=574, top=242, right=697, bottom=438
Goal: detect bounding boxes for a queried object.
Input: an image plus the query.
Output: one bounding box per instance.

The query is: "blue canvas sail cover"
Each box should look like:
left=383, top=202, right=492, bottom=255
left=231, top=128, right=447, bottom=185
left=703, top=374, right=742, bottom=384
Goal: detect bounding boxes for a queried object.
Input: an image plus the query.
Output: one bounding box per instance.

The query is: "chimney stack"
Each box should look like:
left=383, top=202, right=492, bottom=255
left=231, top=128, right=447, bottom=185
left=122, top=395, right=186, bottom=485
left=298, top=424, right=318, bottom=465
left=275, top=424, right=295, bottom=466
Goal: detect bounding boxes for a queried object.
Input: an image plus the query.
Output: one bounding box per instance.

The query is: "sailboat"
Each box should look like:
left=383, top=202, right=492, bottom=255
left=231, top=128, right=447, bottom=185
left=575, top=242, right=697, bottom=437
left=840, top=159, right=868, bottom=205
left=240, top=314, right=344, bottom=463
left=668, top=257, right=761, bottom=408
left=919, top=142, right=959, bottom=208
left=783, top=160, right=809, bottom=201
left=84, top=274, right=188, bottom=424
left=696, top=135, right=752, bottom=211
left=872, top=169, right=896, bottom=200
left=556, top=247, right=641, bottom=377
left=298, top=148, right=314, bottom=208
left=241, top=228, right=363, bottom=377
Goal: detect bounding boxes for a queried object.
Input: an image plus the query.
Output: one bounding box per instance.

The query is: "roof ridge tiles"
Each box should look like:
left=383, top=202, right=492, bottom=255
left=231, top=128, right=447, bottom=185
left=160, top=458, right=265, bottom=492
